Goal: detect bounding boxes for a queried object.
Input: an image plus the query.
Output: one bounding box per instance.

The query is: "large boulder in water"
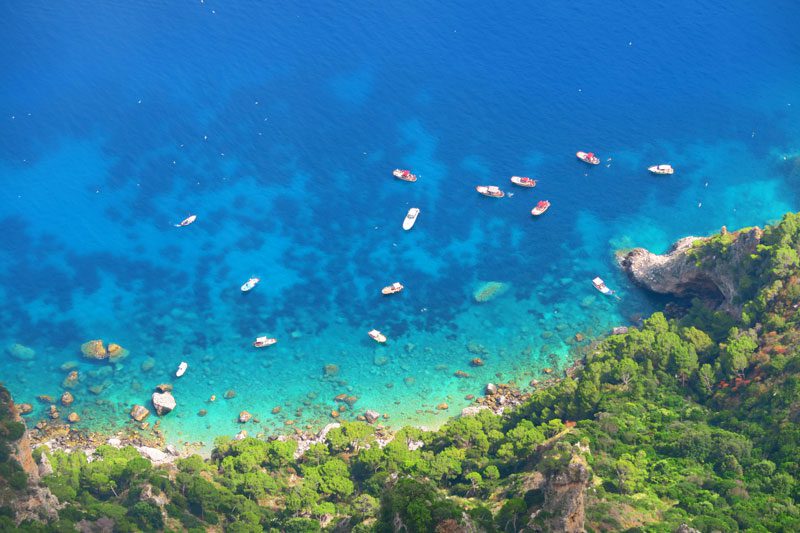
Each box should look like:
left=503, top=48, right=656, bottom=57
left=151, top=392, right=176, bottom=416
left=81, top=340, right=107, bottom=360
left=7, top=343, right=35, bottom=360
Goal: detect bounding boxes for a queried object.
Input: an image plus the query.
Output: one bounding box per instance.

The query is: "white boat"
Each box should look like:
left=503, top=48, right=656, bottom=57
left=476, top=185, right=505, bottom=198
left=253, top=336, right=277, bottom=348
left=648, top=164, right=674, bottom=175
left=241, top=277, right=260, bottom=292
left=403, top=208, right=420, bottom=230
left=392, top=169, right=417, bottom=182
left=368, top=329, right=387, bottom=343
left=176, top=362, right=188, bottom=377
left=510, top=176, right=537, bottom=187
left=381, top=282, right=404, bottom=295
left=592, top=277, right=614, bottom=295
left=175, top=214, right=197, bottom=227
left=576, top=151, right=600, bottom=165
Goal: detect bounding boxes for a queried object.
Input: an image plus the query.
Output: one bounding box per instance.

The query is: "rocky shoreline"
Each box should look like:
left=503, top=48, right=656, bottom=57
left=23, top=354, right=587, bottom=468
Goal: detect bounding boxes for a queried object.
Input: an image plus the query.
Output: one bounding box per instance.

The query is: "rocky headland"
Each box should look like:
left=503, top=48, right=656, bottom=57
left=619, top=226, right=763, bottom=315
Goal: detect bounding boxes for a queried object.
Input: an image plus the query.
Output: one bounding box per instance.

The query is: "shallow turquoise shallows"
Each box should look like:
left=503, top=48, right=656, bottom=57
left=1, top=0, right=799, bottom=448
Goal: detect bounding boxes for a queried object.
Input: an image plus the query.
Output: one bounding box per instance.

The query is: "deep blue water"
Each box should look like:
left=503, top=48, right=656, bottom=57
left=1, top=0, right=799, bottom=446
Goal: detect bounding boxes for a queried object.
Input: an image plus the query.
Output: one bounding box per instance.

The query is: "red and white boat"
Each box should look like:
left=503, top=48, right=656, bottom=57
left=253, top=336, right=277, bottom=348
left=476, top=185, right=505, bottom=198
left=393, top=169, right=417, bottom=182
left=381, top=282, right=404, bottom=295
left=510, top=176, right=537, bottom=187
left=592, top=277, right=614, bottom=296
left=175, top=214, right=197, bottom=227
left=368, top=329, right=387, bottom=343
left=576, top=151, right=600, bottom=165
left=241, top=277, right=260, bottom=292
left=531, top=200, right=551, bottom=216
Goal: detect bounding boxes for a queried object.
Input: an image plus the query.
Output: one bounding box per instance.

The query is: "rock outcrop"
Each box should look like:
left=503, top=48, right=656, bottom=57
left=81, top=340, right=107, bottom=359
left=151, top=392, right=176, bottom=416
left=529, top=448, right=591, bottom=533
left=619, top=227, right=763, bottom=315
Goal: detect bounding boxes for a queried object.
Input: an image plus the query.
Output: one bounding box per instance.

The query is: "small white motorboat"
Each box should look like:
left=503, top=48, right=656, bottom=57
left=531, top=200, right=551, bottom=216
left=392, top=169, right=417, bottom=182
left=592, top=277, right=614, bottom=295
left=176, top=362, right=188, bottom=377
left=648, top=164, right=674, bottom=175
left=476, top=185, right=505, bottom=198
left=381, top=282, right=404, bottom=295
left=241, top=277, right=260, bottom=292
left=510, top=176, right=537, bottom=187
left=403, top=208, right=420, bottom=230
left=576, top=151, right=600, bottom=165
left=368, top=329, right=387, bottom=343
left=253, top=336, right=277, bottom=348
left=175, top=214, right=197, bottom=227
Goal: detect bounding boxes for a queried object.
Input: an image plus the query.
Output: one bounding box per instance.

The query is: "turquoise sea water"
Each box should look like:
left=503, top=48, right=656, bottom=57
left=1, top=1, right=799, bottom=447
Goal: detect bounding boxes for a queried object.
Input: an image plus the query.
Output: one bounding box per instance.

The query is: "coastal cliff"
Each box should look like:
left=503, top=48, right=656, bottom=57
left=619, top=226, right=763, bottom=315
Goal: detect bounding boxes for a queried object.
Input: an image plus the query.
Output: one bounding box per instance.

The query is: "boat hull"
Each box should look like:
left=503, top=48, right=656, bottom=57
left=241, top=278, right=260, bottom=292
left=368, top=330, right=387, bottom=343
left=403, top=208, right=420, bottom=230
left=393, top=169, right=417, bottom=182
left=510, top=176, right=536, bottom=187
left=576, top=152, right=600, bottom=165
left=648, top=165, right=674, bottom=175
left=531, top=202, right=550, bottom=216
left=381, top=283, right=404, bottom=295
left=253, top=338, right=277, bottom=348
left=476, top=186, right=505, bottom=198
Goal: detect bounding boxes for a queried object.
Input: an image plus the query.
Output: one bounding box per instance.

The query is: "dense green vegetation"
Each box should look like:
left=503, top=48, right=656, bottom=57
left=5, top=212, right=800, bottom=531
left=0, top=383, right=31, bottom=529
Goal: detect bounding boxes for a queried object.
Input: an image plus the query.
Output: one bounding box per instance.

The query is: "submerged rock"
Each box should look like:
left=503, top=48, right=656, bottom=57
left=17, top=403, right=33, bottom=415
left=81, top=340, right=107, bottom=360
left=141, top=357, right=156, bottom=372
left=62, top=371, right=79, bottom=389
left=151, top=392, right=176, bottom=416
left=323, top=364, right=340, bottom=377
left=238, top=411, right=252, bottom=423
left=155, top=383, right=173, bottom=393
left=7, top=343, right=35, bottom=361
left=107, top=343, right=128, bottom=360
left=130, top=405, right=150, bottom=422
left=60, top=392, right=74, bottom=407
left=67, top=412, right=80, bottom=423
left=473, top=281, right=508, bottom=303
